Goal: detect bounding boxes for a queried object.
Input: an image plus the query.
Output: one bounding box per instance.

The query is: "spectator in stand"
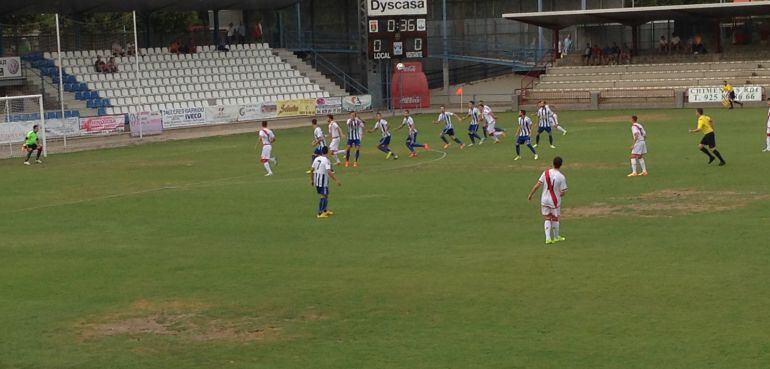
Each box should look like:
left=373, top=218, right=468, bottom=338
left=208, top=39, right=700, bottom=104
left=620, top=43, right=632, bottom=64
left=583, top=43, right=591, bottom=65
left=591, top=44, right=602, bottom=65
left=111, top=40, right=125, bottom=57
left=692, top=35, right=707, bottom=54
left=252, top=21, right=263, bottom=42
left=670, top=33, right=681, bottom=52
left=170, top=39, right=181, bottom=54
left=602, top=45, right=613, bottom=65
left=562, top=34, right=573, bottom=57
left=610, top=42, right=621, bottom=65
left=179, top=39, right=191, bottom=54
left=227, top=23, right=236, bottom=44
left=238, top=22, right=246, bottom=43
left=106, top=57, right=118, bottom=73
left=126, top=41, right=136, bottom=56
left=658, top=35, right=669, bottom=54
left=94, top=56, right=106, bottom=73
left=217, top=38, right=230, bottom=52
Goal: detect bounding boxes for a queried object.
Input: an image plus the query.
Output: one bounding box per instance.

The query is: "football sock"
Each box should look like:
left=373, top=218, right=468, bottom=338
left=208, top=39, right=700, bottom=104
left=766, top=137, right=770, bottom=149
left=441, top=135, right=449, bottom=144
left=345, top=149, right=351, bottom=161
left=515, top=145, right=521, bottom=156
left=630, top=158, right=638, bottom=173
left=35, top=150, right=42, bottom=160
left=700, top=147, right=715, bottom=160
left=527, top=144, right=536, bottom=154
left=25, top=151, right=33, bottom=161
left=318, top=198, right=325, bottom=214
left=269, top=157, right=276, bottom=164
left=483, top=129, right=488, bottom=138
left=544, top=220, right=552, bottom=241
left=552, top=221, right=560, bottom=238
left=355, top=149, right=360, bottom=161
left=406, top=142, right=415, bottom=152
left=556, top=126, right=567, bottom=134
left=454, top=137, right=463, bottom=145
left=712, top=149, right=725, bottom=163
left=322, top=198, right=328, bottom=212
left=549, top=134, right=553, bottom=145
left=378, top=145, right=389, bottom=153
left=536, top=134, right=540, bottom=145
left=639, top=159, right=647, bottom=172
left=263, top=162, right=272, bottom=174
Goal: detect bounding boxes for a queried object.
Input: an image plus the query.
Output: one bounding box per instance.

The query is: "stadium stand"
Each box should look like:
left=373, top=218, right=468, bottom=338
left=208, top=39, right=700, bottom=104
left=22, top=43, right=333, bottom=116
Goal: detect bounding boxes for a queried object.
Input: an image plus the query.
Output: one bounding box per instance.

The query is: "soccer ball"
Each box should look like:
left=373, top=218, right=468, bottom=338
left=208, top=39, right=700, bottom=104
left=396, top=63, right=405, bottom=71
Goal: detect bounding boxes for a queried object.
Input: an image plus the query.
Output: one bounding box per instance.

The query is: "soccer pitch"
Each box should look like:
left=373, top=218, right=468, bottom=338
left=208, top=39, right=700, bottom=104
left=1, top=107, right=769, bottom=369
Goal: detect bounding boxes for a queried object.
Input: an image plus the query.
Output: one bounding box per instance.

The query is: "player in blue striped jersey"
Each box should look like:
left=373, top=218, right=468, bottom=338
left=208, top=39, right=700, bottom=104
left=396, top=110, right=430, bottom=157
left=306, top=118, right=326, bottom=173
left=345, top=112, right=365, bottom=167
left=367, top=112, right=399, bottom=160
left=434, top=106, right=465, bottom=149
left=461, top=101, right=483, bottom=146
left=310, top=146, right=341, bottom=218
left=514, top=110, right=538, bottom=161
left=534, top=100, right=557, bottom=149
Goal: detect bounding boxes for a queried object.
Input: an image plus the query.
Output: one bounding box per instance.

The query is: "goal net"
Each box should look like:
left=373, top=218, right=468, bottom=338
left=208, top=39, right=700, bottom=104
left=0, top=94, right=47, bottom=158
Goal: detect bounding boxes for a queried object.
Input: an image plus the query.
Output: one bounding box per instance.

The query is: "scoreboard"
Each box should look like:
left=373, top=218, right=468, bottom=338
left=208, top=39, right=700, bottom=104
left=366, top=0, right=428, bottom=60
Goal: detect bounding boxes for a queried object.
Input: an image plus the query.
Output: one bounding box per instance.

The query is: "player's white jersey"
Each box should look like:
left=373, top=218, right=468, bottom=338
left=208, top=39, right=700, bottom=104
left=373, top=119, right=391, bottom=138
left=313, top=126, right=326, bottom=147
left=312, top=156, right=332, bottom=187
left=259, top=128, right=274, bottom=145
left=482, top=105, right=495, bottom=123
left=551, top=112, right=560, bottom=126
left=632, top=123, right=646, bottom=142
left=468, top=107, right=480, bottom=126
left=347, top=118, right=364, bottom=140
left=437, top=112, right=455, bottom=130
left=537, top=105, right=553, bottom=127
left=518, top=116, right=533, bottom=136
left=403, top=116, right=417, bottom=134
left=328, top=121, right=342, bottom=139
left=538, top=168, right=567, bottom=208
left=766, top=108, right=770, bottom=134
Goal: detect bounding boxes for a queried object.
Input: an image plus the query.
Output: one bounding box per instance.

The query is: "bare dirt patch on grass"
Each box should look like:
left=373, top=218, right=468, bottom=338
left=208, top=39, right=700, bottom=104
left=567, top=188, right=768, bottom=218
left=583, top=113, right=671, bottom=124
left=77, top=299, right=323, bottom=343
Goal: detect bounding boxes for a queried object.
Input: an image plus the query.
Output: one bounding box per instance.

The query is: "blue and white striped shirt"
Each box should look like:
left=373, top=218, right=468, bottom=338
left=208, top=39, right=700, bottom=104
left=312, top=156, right=332, bottom=187
left=437, top=112, right=455, bottom=130
left=537, top=106, right=553, bottom=128
left=373, top=119, right=391, bottom=138
left=403, top=116, right=417, bottom=135
left=313, top=126, right=326, bottom=149
left=347, top=118, right=364, bottom=140
left=518, top=116, right=533, bottom=137
left=468, top=107, right=480, bottom=126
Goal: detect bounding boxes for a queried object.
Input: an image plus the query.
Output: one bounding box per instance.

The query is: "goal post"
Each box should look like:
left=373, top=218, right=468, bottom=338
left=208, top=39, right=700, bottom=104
left=0, top=94, right=47, bottom=158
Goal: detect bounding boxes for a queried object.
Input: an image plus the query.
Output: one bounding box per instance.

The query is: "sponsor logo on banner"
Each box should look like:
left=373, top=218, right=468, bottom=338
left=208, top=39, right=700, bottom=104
left=342, top=95, right=373, bottom=112
left=128, top=111, right=163, bottom=137
left=688, top=86, right=763, bottom=103
left=161, top=107, right=206, bottom=128
left=277, top=99, right=316, bottom=117
left=0, top=57, right=22, bottom=80
left=80, top=115, right=126, bottom=134
left=0, top=117, right=79, bottom=144
left=367, top=0, right=427, bottom=16
left=205, top=105, right=239, bottom=124
left=237, top=102, right=278, bottom=122
left=315, top=97, right=343, bottom=114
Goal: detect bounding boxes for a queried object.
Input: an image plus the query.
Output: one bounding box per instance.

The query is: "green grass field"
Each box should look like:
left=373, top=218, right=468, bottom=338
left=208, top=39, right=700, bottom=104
left=1, top=107, right=769, bottom=369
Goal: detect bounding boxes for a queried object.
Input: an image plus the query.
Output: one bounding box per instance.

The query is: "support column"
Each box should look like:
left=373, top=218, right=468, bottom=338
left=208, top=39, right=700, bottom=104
left=296, top=1, right=302, bottom=46
left=143, top=11, right=152, bottom=48
left=552, top=27, right=560, bottom=62
left=714, top=20, right=722, bottom=53
left=0, top=26, right=4, bottom=56
left=631, top=25, right=639, bottom=56
left=212, top=10, right=220, bottom=46
left=442, top=0, right=449, bottom=98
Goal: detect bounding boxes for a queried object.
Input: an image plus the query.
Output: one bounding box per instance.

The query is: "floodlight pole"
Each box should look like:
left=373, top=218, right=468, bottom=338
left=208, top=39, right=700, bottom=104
left=39, top=95, right=47, bottom=157
left=55, top=14, right=67, bottom=150
left=133, top=11, right=143, bottom=139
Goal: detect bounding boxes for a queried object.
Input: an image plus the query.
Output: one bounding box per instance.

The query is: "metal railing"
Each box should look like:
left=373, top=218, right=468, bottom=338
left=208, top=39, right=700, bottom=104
left=307, top=51, right=369, bottom=96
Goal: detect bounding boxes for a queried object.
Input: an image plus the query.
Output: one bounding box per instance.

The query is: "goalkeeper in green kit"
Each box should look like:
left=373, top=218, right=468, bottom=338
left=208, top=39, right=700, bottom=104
left=22, top=125, right=43, bottom=165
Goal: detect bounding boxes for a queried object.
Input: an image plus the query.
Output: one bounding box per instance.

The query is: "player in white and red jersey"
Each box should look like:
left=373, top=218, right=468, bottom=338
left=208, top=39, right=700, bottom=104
left=478, top=101, right=506, bottom=143
left=628, top=115, right=648, bottom=177
left=764, top=98, right=770, bottom=152
left=257, top=121, right=277, bottom=176
left=327, top=114, right=347, bottom=164
left=551, top=111, right=568, bottom=135
left=528, top=156, right=568, bottom=245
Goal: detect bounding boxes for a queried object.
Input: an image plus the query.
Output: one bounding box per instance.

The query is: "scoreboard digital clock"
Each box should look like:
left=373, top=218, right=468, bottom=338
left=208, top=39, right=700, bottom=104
left=367, top=16, right=428, bottom=60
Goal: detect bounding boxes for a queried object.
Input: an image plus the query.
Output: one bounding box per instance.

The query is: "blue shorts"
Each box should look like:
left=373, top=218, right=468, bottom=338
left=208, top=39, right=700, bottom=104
left=407, top=133, right=419, bottom=143
left=316, top=186, right=329, bottom=195
left=314, top=146, right=323, bottom=155
left=538, top=126, right=552, bottom=134
left=379, top=136, right=391, bottom=146
left=468, top=125, right=479, bottom=133
left=347, top=139, right=361, bottom=147
left=516, top=135, right=531, bottom=145
left=442, top=128, right=455, bottom=136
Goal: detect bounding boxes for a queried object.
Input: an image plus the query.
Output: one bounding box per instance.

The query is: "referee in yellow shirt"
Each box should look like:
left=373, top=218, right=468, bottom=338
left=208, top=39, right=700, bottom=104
left=722, top=81, right=743, bottom=109
left=690, top=108, right=726, bottom=166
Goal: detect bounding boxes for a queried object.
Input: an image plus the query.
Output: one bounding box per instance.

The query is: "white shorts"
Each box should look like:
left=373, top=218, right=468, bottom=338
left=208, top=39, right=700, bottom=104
left=486, top=121, right=496, bottom=134
left=330, top=137, right=341, bottom=152
left=632, top=141, right=647, bottom=155
left=261, top=145, right=272, bottom=161
left=541, top=206, right=560, bottom=217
